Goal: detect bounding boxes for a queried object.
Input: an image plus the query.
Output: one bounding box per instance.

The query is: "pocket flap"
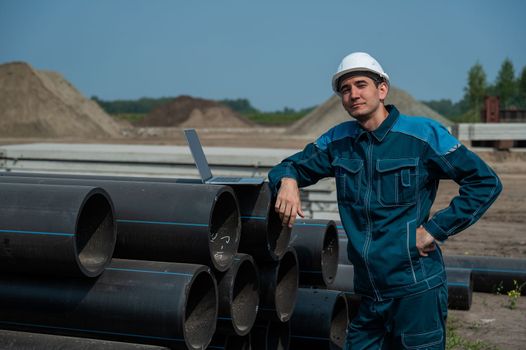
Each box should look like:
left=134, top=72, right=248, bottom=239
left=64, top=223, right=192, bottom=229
left=402, top=328, right=443, bottom=349
left=376, top=158, right=418, bottom=172
left=332, top=158, right=363, bottom=173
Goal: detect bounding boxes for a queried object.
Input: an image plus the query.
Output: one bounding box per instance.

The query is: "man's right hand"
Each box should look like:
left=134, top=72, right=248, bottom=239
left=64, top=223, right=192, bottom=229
left=274, top=178, right=305, bottom=228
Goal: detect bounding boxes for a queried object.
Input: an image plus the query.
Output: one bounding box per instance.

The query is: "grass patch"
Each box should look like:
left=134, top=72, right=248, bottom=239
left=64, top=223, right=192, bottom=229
left=446, top=316, right=499, bottom=350
left=244, top=111, right=310, bottom=126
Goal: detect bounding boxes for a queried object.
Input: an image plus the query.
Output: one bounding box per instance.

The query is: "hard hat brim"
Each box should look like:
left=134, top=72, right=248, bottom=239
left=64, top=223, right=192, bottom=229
left=332, top=68, right=390, bottom=96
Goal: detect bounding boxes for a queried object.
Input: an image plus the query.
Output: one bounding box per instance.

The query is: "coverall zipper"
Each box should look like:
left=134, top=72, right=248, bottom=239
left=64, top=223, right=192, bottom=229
left=363, top=134, right=381, bottom=300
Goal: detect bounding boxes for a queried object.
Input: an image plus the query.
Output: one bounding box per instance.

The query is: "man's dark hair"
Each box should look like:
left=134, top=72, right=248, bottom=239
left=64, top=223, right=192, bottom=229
left=338, top=71, right=386, bottom=90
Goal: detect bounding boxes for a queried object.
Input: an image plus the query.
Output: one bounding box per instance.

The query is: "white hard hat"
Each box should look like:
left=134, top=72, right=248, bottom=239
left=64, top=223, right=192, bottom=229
left=331, top=52, right=390, bottom=95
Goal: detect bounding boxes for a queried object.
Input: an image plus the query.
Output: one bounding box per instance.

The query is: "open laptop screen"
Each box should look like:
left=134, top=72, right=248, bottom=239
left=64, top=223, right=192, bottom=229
left=184, top=129, right=213, bottom=182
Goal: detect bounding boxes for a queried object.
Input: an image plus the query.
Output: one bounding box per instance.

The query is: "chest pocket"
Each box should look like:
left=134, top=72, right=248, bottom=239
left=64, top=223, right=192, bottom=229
left=332, top=158, right=363, bottom=205
left=376, top=158, right=419, bottom=207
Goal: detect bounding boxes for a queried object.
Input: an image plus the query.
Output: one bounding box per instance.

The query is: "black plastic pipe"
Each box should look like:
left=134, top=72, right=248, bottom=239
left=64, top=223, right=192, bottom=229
left=258, top=247, right=299, bottom=322
left=0, top=176, right=240, bottom=272
left=1, top=173, right=292, bottom=263
left=215, top=253, right=259, bottom=336
left=208, top=333, right=251, bottom=350
left=444, top=255, right=526, bottom=295
left=0, top=173, right=290, bottom=263
left=338, top=238, right=350, bottom=265
left=290, top=288, right=348, bottom=350
left=231, top=183, right=290, bottom=262
left=0, top=259, right=218, bottom=350
left=290, top=219, right=339, bottom=287
left=446, top=268, right=473, bottom=310
left=251, top=320, right=290, bottom=350
left=0, top=330, right=170, bottom=350
left=0, top=183, right=115, bottom=278
left=329, top=264, right=355, bottom=293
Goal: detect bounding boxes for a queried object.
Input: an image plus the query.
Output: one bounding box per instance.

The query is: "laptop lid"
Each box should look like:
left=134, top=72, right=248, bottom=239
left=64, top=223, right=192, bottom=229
left=184, top=128, right=214, bottom=183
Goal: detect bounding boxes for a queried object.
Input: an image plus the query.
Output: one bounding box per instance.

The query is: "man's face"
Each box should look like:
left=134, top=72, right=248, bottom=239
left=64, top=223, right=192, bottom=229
left=339, top=75, right=388, bottom=122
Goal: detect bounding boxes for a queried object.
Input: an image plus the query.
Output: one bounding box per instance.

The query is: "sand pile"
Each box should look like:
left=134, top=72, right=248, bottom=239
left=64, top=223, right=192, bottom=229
left=137, top=95, right=254, bottom=128
left=0, top=62, right=123, bottom=138
left=287, top=86, right=452, bottom=136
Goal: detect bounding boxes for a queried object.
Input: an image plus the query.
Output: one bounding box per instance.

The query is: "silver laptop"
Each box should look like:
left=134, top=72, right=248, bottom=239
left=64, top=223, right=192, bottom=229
left=184, top=129, right=265, bottom=185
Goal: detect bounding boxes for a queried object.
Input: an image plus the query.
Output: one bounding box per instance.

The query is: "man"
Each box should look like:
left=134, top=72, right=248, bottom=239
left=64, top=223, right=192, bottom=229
left=268, top=52, right=502, bottom=349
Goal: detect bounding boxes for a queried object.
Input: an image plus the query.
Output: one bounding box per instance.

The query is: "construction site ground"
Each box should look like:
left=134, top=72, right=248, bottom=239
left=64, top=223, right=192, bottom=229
left=1, top=129, right=525, bottom=349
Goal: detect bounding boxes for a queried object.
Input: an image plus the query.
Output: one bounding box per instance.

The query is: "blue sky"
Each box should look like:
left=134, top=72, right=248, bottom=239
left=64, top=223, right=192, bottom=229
left=1, top=0, right=525, bottom=111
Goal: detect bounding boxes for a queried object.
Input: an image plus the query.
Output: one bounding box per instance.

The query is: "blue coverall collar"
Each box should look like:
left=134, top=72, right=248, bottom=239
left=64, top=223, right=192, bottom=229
left=355, top=105, right=400, bottom=143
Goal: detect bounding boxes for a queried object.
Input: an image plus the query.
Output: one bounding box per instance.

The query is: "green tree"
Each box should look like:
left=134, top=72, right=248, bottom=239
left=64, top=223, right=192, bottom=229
left=495, top=58, right=516, bottom=108
left=518, top=66, right=526, bottom=108
left=464, top=62, right=487, bottom=112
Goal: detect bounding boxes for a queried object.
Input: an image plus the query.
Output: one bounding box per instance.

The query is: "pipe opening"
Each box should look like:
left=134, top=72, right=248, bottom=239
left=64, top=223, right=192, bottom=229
left=322, top=224, right=339, bottom=285
left=267, top=208, right=290, bottom=260
left=76, top=192, right=115, bottom=277
left=275, top=250, right=299, bottom=322
left=210, top=191, right=240, bottom=271
left=231, top=258, right=259, bottom=335
left=185, top=271, right=217, bottom=350
left=329, top=295, right=348, bottom=349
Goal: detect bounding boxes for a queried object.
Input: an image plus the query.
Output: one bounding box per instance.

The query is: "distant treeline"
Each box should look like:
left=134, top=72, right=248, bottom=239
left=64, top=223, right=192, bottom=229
left=91, top=96, right=316, bottom=125
left=91, top=96, right=175, bottom=115
left=422, top=58, right=526, bottom=122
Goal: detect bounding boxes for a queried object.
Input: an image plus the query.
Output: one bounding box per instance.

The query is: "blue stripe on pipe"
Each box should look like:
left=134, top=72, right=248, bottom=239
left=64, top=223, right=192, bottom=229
left=117, top=219, right=207, bottom=227
left=217, top=317, right=232, bottom=320
left=0, top=229, right=74, bottom=237
left=0, top=321, right=184, bottom=342
left=448, top=267, right=526, bottom=274
left=291, top=335, right=329, bottom=340
left=106, top=267, right=193, bottom=277
left=240, top=216, right=266, bottom=220
left=208, top=346, right=225, bottom=349
left=447, top=282, right=470, bottom=287
left=337, top=225, right=344, bottom=229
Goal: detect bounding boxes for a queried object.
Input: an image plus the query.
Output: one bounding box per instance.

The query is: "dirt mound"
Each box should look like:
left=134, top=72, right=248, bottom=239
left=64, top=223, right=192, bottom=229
left=137, top=95, right=254, bottom=128
left=0, top=62, right=123, bottom=138
left=287, top=86, right=452, bottom=136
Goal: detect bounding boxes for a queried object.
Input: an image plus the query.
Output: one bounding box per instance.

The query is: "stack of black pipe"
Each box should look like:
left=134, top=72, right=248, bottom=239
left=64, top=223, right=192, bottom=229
left=287, top=219, right=350, bottom=350
left=0, top=176, right=240, bottom=349
left=7, top=169, right=523, bottom=349
left=0, top=173, right=306, bottom=350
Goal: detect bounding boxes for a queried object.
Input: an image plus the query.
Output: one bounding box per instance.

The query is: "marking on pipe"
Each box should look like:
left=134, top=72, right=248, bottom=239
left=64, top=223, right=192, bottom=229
left=240, top=216, right=266, bottom=220
left=106, top=267, right=193, bottom=277
left=0, top=229, right=74, bottom=237
left=0, top=321, right=185, bottom=342
left=293, top=223, right=327, bottom=227
left=217, top=317, right=232, bottom=320
left=117, top=219, right=207, bottom=227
